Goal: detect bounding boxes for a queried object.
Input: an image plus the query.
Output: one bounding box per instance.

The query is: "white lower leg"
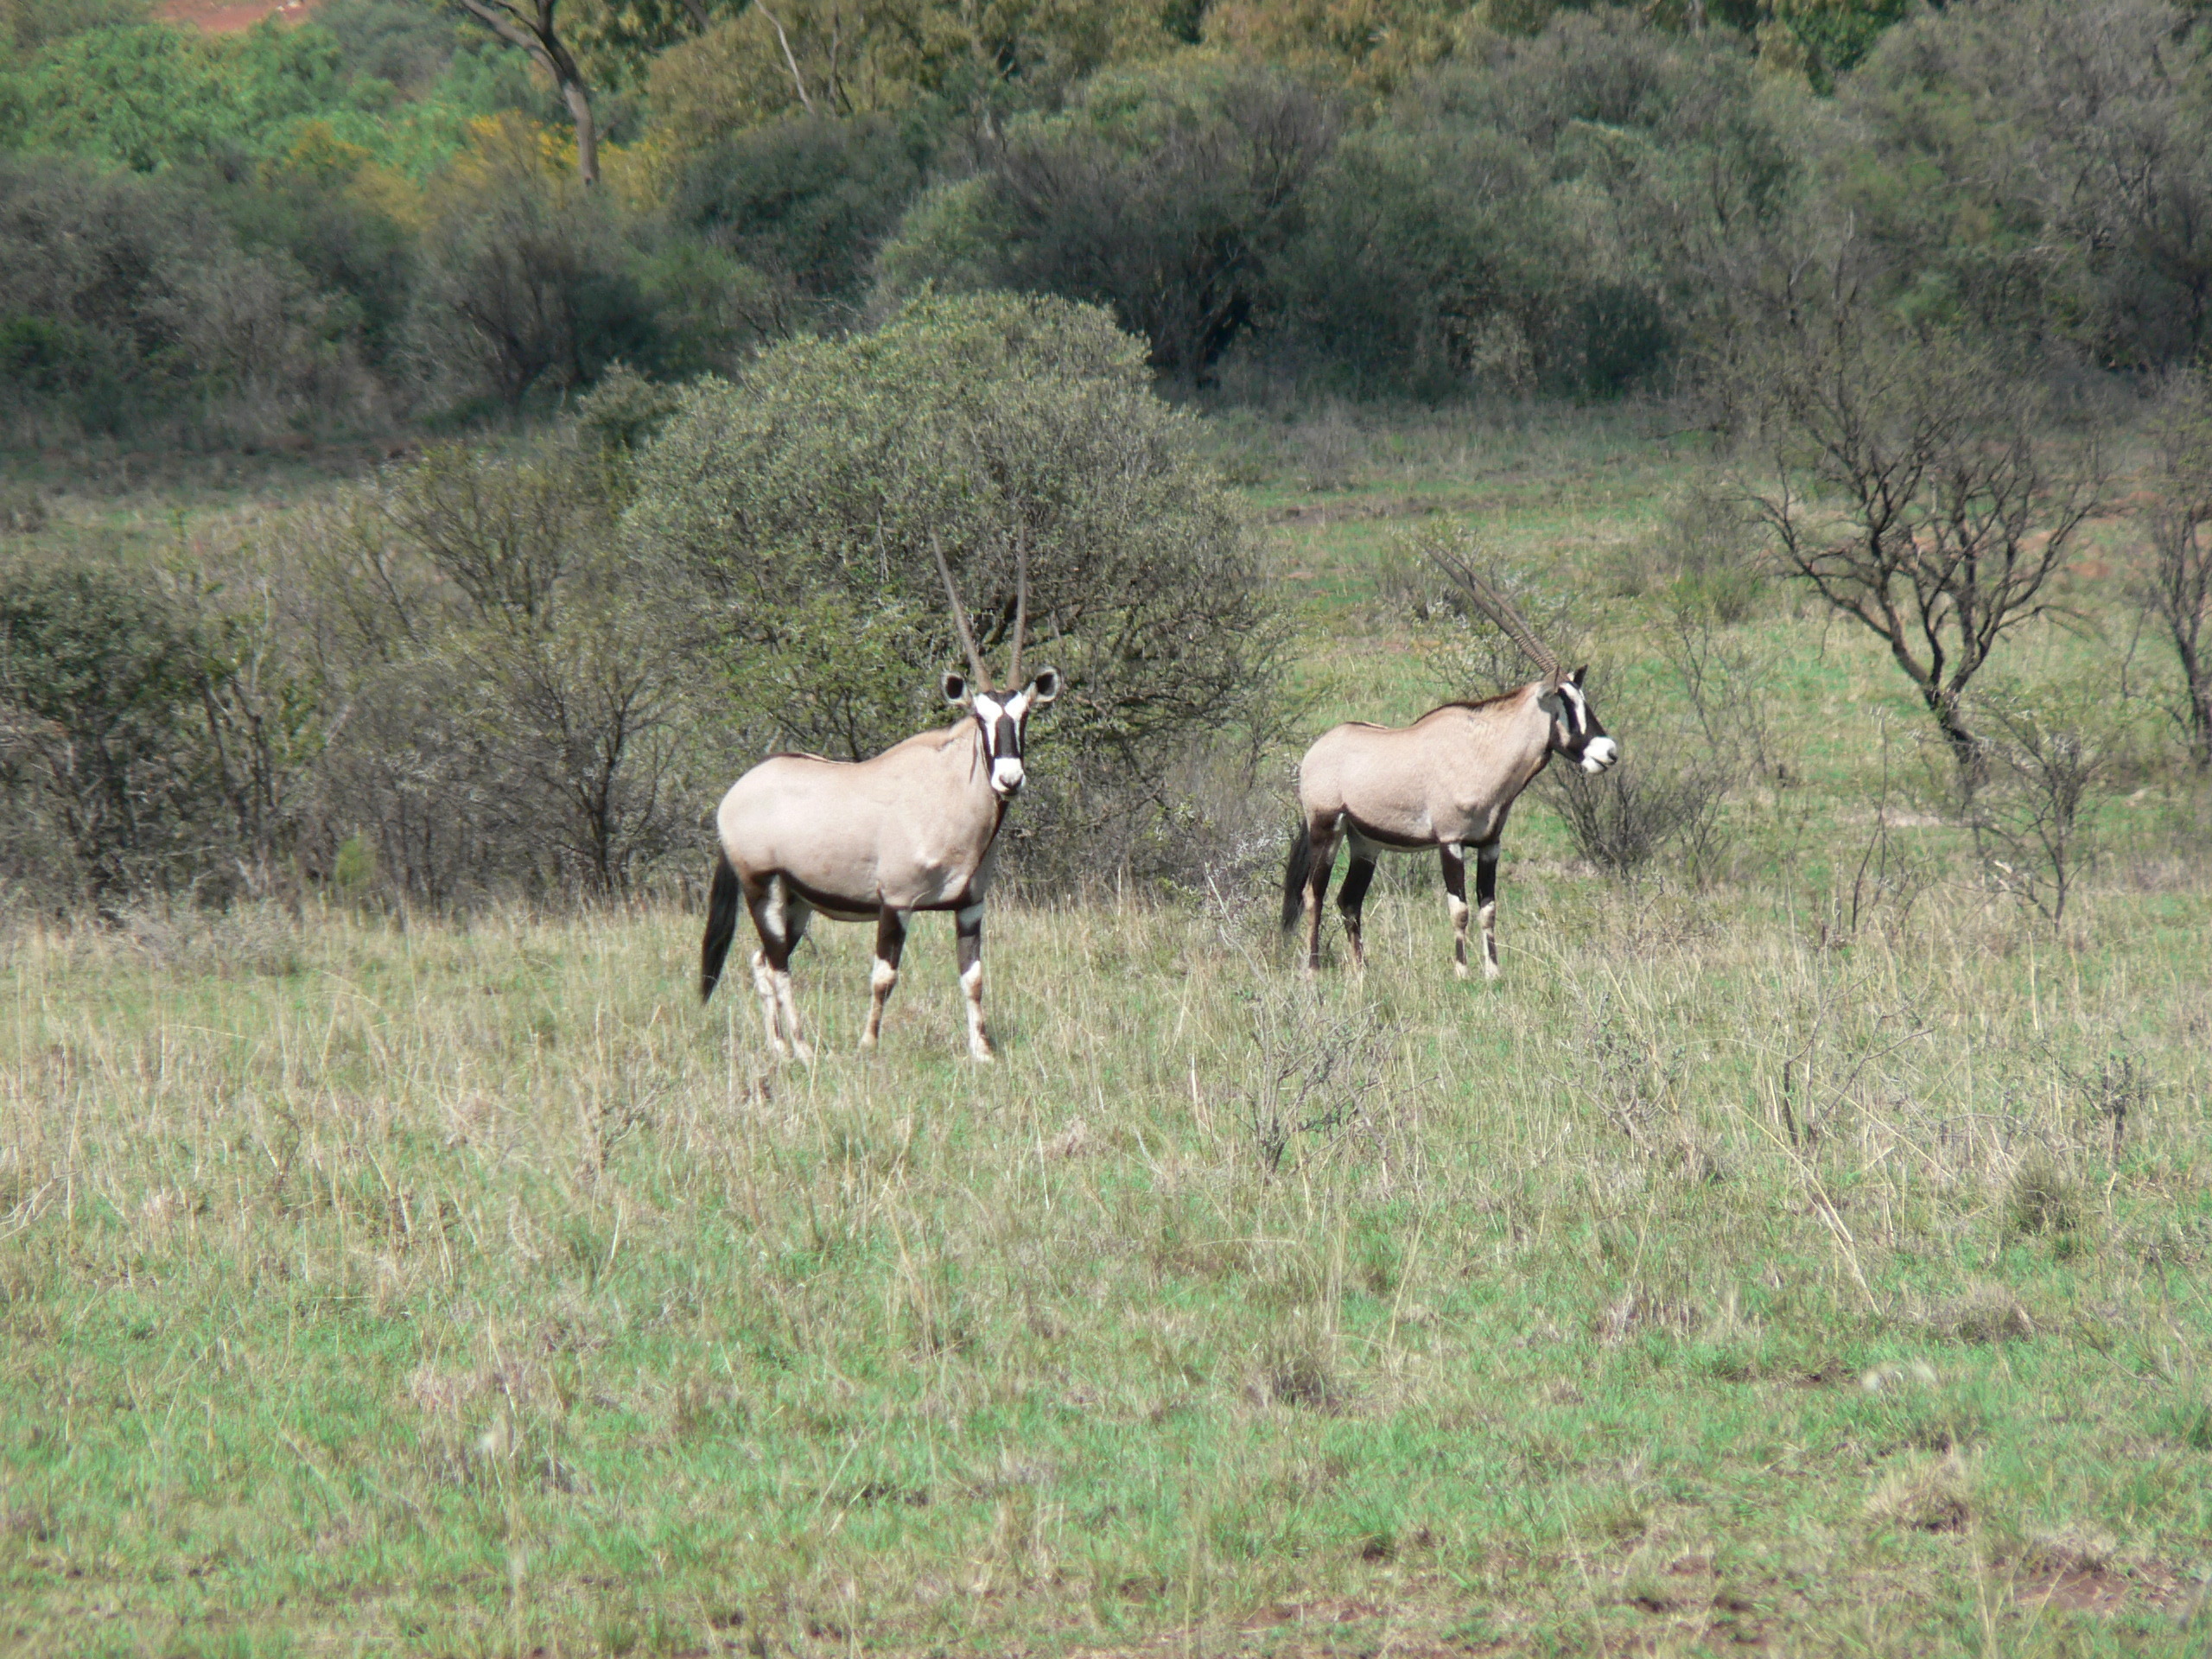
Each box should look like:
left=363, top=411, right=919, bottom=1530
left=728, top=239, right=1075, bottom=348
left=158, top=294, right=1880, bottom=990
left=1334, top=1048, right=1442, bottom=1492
left=751, top=951, right=788, bottom=1058
left=773, top=969, right=811, bottom=1061
left=861, top=957, right=897, bottom=1047
left=1479, top=901, right=1499, bottom=981
left=1447, top=894, right=1471, bottom=981
left=960, top=960, right=993, bottom=1061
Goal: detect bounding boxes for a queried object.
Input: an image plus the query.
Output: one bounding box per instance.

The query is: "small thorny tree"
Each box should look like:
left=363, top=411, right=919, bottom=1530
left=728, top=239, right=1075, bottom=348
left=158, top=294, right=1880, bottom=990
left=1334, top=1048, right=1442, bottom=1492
left=1964, top=689, right=2114, bottom=927
left=1738, top=248, right=2103, bottom=764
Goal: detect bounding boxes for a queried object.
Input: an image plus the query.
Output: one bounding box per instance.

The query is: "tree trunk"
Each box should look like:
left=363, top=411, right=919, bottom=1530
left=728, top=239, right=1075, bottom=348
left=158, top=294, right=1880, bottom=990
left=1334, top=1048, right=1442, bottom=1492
left=2190, top=671, right=2212, bottom=770
left=1925, top=684, right=1984, bottom=785
left=560, top=75, right=599, bottom=187
left=448, top=0, right=599, bottom=185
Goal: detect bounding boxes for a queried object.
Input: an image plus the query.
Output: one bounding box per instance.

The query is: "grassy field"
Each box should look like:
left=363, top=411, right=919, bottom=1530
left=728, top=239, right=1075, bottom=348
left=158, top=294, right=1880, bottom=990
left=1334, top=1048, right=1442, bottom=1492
left=5, top=406, right=2212, bottom=1656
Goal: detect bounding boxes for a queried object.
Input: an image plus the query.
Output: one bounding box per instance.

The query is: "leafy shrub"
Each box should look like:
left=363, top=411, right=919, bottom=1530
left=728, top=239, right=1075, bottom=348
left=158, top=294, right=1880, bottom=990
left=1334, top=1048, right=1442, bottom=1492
left=1272, top=12, right=1796, bottom=394
left=0, top=155, right=374, bottom=439
left=0, top=562, right=211, bottom=904
left=310, top=0, right=467, bottom=92
left=1271, top=119, right=1566, bottom=396
left=1840, top=0, right=2212, bottom=371
left=881, top=60, right=1339, bottom=384
left=406, top=117, right=695, bottom=412
left=676, top=111, right=932, bottom=320
left=12, top=19, right=343, bottom=171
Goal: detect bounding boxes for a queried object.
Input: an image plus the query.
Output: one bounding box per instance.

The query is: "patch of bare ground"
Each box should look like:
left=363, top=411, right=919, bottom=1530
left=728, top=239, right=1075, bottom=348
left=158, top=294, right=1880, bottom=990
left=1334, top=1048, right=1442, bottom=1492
left=2009, top=1541, right=2190, bottom=1617
left=158, top=0, right=314, bottom=31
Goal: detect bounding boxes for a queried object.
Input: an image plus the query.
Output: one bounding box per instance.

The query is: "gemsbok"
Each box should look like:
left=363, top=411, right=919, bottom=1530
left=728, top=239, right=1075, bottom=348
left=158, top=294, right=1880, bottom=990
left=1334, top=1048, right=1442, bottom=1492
left=700, top=538, right=1058, bottom=1061
left=1282, top=550, right=1618, bottom=978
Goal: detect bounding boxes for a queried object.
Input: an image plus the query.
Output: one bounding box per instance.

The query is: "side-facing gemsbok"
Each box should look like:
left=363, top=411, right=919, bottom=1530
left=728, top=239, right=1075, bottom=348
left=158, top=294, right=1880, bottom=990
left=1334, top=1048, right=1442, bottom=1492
left=1282, top=550, right=1618, bottom=978
left=700, top=539, right=1058, bottom=1061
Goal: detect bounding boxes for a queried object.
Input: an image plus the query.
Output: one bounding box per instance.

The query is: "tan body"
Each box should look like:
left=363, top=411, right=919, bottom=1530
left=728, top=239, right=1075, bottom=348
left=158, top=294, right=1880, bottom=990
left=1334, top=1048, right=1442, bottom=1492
left=1287, top=677, right=1617, bottom=977
left=717, top=724, right=1005, bottom=920
left=701, top=664, right=1057, bottom=1062
left=1300, top=690, right=1555, bottom=853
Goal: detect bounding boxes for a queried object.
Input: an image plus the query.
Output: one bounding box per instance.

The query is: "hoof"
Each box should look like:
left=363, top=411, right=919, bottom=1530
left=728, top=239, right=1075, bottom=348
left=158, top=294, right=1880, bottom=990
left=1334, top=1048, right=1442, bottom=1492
left=1453, top=961, right=1471, bottom=981
left=1483, top=962, right=1501, bottom=983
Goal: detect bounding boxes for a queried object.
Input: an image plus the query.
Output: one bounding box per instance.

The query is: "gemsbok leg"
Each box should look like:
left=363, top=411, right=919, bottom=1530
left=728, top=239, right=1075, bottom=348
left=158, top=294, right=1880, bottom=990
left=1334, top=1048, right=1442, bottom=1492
left=862, top=907, right=908, bottom=1049
left=955, top=901, right=994, bottom=1061
left=1301, top=823, right=1339, bottom=972
left=746, top=875, right=815, bottom=1061
left=1440, top=843, right=1472, bottom=978
left=1337, top=846, right=1377, bottom=970
left=1474, top=842, right=1502, bottom=981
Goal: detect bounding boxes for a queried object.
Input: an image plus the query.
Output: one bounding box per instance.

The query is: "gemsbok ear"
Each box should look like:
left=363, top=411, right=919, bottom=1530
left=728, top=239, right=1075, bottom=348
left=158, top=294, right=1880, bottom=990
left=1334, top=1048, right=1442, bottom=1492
left=1569, top=664, right=1589, bottom=687
left=942, top=671, right=969, bottom=706
left=1028, top=668, right=1061, bottom=704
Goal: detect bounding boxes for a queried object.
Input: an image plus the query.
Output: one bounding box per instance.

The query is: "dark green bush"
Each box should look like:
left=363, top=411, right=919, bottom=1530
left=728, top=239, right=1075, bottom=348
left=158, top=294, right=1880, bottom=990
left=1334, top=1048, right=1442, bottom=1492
left=1840, top=0, right=2212, bottom=371
left=0, top=563, right=210, bottom=904
left=677, top=111, right=933, bottom=319
left=883, top=60, right=1340, bottom=384
left=0, top=156, right=375, bottom=439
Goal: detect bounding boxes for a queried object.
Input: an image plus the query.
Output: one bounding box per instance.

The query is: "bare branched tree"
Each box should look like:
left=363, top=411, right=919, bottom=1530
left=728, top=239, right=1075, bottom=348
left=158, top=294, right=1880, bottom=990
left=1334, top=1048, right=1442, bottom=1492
left=2141, top=369, right=2212, bottom=767
left=449, top=0, right=601, bottom=185
left=1738, top=247, right=2103, bottom=763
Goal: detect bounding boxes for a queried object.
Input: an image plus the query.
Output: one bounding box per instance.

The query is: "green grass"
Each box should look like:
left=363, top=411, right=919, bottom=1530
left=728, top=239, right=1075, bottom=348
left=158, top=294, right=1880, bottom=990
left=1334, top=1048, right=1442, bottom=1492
left=5, top=404, right=2212, bottom=1655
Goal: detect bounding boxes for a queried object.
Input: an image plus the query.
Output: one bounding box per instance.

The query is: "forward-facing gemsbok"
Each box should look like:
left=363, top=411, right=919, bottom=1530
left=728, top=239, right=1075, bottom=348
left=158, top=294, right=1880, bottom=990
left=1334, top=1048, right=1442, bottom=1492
left=701, top=539, right=1058, bottom=1061
left=1283, top=550, right=1618, bottom=978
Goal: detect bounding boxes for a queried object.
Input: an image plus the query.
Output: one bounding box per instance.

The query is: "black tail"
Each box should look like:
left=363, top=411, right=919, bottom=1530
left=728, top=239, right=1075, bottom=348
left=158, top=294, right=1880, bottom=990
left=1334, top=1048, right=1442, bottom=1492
left=701, top=856, right=741, bottom=1001
left=1280, top=823, right=1313, bottom=934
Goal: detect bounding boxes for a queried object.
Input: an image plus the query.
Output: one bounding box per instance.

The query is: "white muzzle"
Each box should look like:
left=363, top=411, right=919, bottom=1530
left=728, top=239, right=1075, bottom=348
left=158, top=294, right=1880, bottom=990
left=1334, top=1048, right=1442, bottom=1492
left=991, top=758, right=1025, bottom=796
left=1580, top=737, right=1620, bottom=774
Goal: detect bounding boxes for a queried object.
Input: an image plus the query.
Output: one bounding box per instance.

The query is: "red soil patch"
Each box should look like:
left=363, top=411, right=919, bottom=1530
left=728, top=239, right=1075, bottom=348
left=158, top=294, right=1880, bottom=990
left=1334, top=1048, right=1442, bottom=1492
left=158, top=0, right=313, bottom=35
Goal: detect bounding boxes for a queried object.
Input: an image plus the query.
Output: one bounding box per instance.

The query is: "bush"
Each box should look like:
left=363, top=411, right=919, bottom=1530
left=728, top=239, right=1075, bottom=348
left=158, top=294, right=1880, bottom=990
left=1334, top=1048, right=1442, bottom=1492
left=1545, top=748, right=1732, bottom=881
left=0, top=155, right=375, bottom=439
left=406, top=117, right=704, bottom=412
left=12, top=19, right=342, bottom=171
left=298, top=422, right=715, bottom=905
left=676, top=111, right=932, bottom=321
left=627, top=289, right=1284, bottom=885
left=1839, top=0, right=2212, bottom=371
left=0, top=562, right=212, bottom=905
left=880, top=60, right=1339, bottom=384
left=1961, top=683, right=2123, bottom=928
left=1271, top=13, right=1799, bottom=394
left=1271, top=118, right=1564, bottom=396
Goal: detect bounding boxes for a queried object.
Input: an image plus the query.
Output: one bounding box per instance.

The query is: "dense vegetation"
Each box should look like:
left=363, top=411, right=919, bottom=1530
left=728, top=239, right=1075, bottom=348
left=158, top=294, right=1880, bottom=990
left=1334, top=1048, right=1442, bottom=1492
left=3, top=0, right=2211, bottom=439
left=7, top=0, right=2212, bottom=913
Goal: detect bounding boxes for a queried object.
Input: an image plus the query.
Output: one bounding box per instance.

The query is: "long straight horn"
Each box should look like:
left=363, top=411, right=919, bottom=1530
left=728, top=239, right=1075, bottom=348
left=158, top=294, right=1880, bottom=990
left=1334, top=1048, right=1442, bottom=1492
left=1432, top=546, right=1562, bottom=684
left=1007, top=524, right=1029, bottom=688
left=932, top=532, right=990, bottom=690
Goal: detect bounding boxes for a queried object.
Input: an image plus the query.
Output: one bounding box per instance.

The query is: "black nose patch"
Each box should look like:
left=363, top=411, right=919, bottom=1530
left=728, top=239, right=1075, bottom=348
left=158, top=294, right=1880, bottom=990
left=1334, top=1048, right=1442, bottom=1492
left=994, top=713, right=1018, bottom=758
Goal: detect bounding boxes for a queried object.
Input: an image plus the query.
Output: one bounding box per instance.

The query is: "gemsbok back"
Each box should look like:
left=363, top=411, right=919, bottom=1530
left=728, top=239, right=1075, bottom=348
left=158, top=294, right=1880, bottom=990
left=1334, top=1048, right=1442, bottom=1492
left=700, top=539, right=1058, bottom=1061
left=1282, top=550, right=1618, bottom=978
